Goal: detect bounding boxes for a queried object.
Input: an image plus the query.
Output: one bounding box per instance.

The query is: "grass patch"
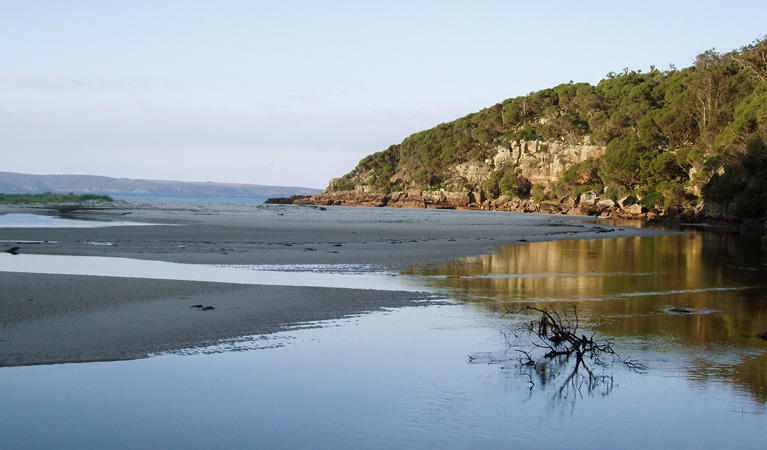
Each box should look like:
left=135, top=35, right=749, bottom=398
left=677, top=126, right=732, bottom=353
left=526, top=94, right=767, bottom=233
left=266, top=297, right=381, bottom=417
left=0, top=192, right=114, bottom=204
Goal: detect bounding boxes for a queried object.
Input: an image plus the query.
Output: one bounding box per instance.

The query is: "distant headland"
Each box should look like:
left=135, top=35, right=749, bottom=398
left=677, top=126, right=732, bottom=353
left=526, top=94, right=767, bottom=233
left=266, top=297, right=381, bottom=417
left=0, top=171, right=322, bottom=200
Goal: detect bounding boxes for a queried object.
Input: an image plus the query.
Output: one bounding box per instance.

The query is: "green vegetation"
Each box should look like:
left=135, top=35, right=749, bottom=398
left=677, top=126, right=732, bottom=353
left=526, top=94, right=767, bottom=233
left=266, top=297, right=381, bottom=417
left=482, top=169, right=532, bottom=198
left=336, top=35, right=767, bottom=218
left=0, top=192, right=114, bottom=204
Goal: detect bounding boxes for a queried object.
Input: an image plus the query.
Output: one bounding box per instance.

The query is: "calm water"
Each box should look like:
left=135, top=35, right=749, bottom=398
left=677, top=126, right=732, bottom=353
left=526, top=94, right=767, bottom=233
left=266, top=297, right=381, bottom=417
left=0, top=254, right=416, bottom=292
left=406, top=231, right=767, bottom=406
left=0, top=213, right=158, bottom=228
left=1, top=231, right=766, bottom=448
left=111, top=193, right=271, bottom=204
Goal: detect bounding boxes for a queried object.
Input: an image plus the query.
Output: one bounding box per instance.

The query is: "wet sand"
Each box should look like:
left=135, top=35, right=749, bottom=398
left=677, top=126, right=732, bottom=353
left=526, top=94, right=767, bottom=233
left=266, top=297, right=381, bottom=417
left=0, top=202, right=668, bottom=366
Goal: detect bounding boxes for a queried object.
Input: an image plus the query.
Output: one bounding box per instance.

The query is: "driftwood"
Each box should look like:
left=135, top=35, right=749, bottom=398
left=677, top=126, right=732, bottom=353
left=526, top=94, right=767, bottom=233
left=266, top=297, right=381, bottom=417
left=510, top=306, right=618, bottom=365
left=471, top=305, right=645, bottom=404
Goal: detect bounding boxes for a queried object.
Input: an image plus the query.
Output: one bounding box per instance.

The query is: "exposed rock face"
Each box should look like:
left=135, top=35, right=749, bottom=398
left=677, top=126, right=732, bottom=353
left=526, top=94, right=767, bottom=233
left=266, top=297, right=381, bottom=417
left=493, top=139, right=604, bottom=185
left=579, top=191, right=598, bottom=206
left=267, top=137, right=760, bottom=237
left=337, top=138, right=608, bottom=197
left=269, top=189, right=701, bottom=222
left=453, top=162, right=491, bottom=185
left=269, top=187, right=762, bottom=237
left=597, top=199, right=615, bottom=209
left=618, top=196, right=638, bottom=208
left=702, top=202, right=738, bottom=221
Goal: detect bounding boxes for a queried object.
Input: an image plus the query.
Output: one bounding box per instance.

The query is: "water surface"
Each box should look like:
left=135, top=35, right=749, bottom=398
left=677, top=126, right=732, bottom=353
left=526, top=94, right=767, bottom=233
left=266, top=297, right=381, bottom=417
left=0, top=213, right=156, bottom=228
left=0, top=253, right=413, bottom=291
left=406, top=232, right=767, bottom=405
left=1, top=231, right=766, bottom=448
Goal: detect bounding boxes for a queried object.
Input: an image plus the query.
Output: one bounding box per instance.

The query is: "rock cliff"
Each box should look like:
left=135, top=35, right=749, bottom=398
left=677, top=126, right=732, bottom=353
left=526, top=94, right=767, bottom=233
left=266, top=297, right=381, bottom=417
left=268, top=136, right=766, bottom=244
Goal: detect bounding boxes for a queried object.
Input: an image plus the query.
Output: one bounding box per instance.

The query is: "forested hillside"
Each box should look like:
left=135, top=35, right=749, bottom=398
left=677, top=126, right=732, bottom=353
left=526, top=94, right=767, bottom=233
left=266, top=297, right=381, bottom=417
left=330, top=36, right=767, bottom=219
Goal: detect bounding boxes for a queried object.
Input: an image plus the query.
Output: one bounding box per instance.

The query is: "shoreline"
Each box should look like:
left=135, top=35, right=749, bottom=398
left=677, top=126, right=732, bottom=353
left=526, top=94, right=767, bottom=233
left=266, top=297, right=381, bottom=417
left=273, top=192, right=767, bottom=244
left=0, top=201, right=669, bottom=267
left=0, top=201, right=672, bottom=367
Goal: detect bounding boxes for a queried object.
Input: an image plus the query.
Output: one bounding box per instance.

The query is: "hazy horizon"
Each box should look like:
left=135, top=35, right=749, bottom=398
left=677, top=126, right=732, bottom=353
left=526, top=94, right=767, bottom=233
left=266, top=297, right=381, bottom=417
left=0, top=170, right=323, bottom=190
left=3, top=1, right=766, bottom=189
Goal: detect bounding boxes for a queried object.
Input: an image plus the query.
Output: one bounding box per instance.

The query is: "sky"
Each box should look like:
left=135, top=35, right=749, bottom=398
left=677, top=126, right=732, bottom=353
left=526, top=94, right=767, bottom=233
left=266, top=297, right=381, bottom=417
left=2, top=1, right=766, bottom=189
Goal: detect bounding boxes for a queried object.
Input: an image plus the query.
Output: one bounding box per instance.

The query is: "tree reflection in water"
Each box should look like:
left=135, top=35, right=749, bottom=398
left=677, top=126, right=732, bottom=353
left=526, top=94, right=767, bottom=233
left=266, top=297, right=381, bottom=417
left=410, top=233, right=767, bottom=405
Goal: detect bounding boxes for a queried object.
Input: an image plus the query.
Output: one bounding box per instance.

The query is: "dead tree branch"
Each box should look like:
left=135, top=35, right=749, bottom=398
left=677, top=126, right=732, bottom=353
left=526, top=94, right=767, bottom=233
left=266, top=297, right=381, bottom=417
left=471, top=304, right=646, bottom=405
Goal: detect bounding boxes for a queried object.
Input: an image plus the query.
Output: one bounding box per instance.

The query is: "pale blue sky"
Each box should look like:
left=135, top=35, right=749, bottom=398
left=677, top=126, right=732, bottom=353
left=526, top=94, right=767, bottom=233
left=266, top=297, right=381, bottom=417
left=2, top=1, right=766, bottom=188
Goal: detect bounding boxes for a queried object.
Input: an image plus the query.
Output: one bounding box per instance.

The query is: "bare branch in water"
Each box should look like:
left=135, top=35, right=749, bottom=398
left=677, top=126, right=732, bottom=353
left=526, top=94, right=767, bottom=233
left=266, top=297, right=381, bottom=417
left=471, top=304, right=646, bottom=406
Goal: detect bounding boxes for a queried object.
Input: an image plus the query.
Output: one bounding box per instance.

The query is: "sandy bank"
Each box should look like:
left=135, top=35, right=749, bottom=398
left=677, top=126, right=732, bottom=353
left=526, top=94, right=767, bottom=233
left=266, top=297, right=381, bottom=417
left=0, top=202, right=670, bottom=366
left=0, top=202, right=666, bottom=267
left=0, top=272, right=435, bottom=366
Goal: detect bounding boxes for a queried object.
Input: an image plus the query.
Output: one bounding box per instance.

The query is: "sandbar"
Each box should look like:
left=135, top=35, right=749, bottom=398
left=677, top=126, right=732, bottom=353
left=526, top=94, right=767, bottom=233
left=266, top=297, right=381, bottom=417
left=0, top=202, right=668, bottom=366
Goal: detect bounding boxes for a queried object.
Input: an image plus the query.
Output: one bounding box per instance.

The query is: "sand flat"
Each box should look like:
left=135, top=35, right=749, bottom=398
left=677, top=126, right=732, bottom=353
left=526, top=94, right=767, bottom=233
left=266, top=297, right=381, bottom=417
left=0, top=202, right=663, bottom=266
left=0, top=272, right=435, bottom=366
left=0, top=202, right=669, bottom=366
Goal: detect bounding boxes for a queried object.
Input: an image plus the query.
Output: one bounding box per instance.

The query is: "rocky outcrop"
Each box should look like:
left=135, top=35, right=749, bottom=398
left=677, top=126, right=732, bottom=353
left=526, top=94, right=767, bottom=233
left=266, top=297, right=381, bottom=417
left=268, top=188, right=701, bottom=221
left=267, top=189, right=767, bottom=243
left=493, top=139, right=604, bottom=185
left=267, top=134, right=766, bottom=241
left=453, top=162, right=491, bottom=185
left=336, top=138, right=605, bottom=195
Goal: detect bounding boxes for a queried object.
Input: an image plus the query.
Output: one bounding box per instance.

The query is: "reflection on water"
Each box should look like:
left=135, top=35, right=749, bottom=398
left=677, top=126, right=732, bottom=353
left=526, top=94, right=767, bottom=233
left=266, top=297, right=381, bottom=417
left=2, top=304, right=764, bottom=449
left=0, top=253, right=416, bottom=291
left=0, top=213, right=157, bottom=228
left=406, top=232, right=767, bottom=404
left=1, top=231, right=767, bottom=447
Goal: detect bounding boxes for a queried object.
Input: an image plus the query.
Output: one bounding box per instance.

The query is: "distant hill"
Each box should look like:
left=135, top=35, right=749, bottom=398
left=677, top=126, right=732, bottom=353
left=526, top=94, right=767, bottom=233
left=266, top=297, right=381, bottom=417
left=0, top=172, right=322, bottom=199
left=324, top=35, right=767, bottom=220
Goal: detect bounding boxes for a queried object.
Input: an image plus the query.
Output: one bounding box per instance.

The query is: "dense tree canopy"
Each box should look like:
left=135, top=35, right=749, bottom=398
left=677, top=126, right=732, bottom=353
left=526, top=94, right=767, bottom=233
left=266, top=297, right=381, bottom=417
left=334, top=36, right=767, bottom=217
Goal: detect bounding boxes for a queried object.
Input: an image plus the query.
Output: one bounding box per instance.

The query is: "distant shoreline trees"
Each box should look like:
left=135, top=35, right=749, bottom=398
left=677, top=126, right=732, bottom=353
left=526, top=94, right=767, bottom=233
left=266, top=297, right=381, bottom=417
left=0, top=192, right=114, bottom=204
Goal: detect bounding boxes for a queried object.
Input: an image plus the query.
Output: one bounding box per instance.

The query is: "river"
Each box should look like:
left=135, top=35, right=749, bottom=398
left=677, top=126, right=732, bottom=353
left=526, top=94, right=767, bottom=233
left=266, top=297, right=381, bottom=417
left=1, top=228, right=765, bottom=448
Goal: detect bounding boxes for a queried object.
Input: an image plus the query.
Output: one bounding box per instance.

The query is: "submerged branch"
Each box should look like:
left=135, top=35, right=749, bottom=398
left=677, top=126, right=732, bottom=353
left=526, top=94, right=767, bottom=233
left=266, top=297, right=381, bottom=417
left=473, top=304, right=646, bottom=405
